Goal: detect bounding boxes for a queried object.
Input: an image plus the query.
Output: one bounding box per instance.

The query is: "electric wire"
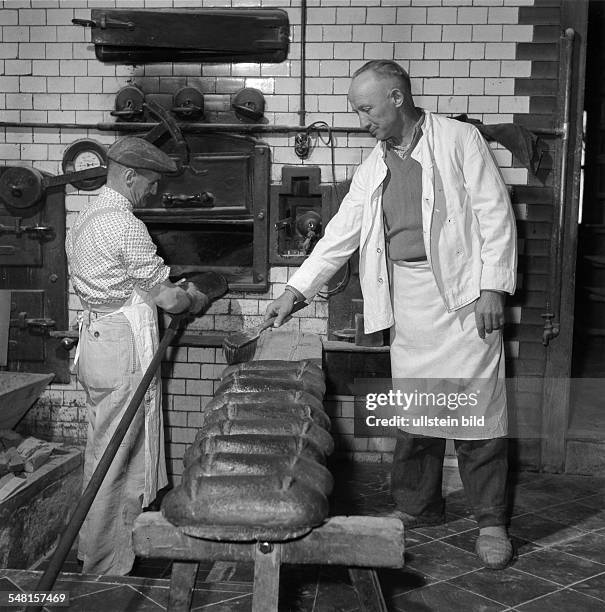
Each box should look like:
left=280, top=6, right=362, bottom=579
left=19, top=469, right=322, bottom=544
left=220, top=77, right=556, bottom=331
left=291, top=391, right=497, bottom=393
left=304, top=121, right=351, bottom=298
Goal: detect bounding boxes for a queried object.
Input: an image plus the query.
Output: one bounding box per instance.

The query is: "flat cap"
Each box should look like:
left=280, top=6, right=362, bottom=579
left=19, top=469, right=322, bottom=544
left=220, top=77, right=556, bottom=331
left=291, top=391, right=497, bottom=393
left=107, top=136, right=177, bottom=173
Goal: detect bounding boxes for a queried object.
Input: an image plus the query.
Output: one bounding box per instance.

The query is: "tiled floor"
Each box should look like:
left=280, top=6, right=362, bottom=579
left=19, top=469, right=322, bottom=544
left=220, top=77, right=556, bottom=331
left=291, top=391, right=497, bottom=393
left=2, top=464, right=605, bottom=611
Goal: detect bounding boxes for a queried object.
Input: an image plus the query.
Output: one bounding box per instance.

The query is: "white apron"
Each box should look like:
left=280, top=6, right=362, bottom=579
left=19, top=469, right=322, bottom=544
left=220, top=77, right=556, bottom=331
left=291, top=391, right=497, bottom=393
left=74, top=287, right=168, bottom=506
left=118, top=286, right=168, bottom=505
left=389, top=260, right=507, bottom=440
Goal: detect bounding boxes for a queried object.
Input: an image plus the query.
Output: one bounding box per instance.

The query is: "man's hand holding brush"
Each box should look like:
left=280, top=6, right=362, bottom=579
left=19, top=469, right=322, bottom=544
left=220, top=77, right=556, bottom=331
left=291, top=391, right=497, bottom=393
left=265, top=286, right=305, bottom=327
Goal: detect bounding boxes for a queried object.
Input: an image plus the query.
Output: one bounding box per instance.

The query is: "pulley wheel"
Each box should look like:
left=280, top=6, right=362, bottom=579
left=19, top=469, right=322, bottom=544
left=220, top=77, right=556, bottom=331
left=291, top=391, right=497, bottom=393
left=113, top=85, right=145, bottom=122
left=0, top=166, right=44, bottom=209
left=232, top=87, right=266, bottom=122
left=173, top=86, right=204, bottom=118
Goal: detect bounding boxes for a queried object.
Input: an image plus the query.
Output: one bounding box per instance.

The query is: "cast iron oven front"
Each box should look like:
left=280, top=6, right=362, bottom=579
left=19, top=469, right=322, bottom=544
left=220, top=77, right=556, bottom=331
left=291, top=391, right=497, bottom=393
left=134, top=133, right=270, bottom=292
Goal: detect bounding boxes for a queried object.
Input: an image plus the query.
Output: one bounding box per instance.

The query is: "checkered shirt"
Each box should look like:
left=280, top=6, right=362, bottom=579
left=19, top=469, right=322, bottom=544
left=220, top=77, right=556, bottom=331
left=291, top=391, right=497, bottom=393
left=66, top=186, right=170, bottom=305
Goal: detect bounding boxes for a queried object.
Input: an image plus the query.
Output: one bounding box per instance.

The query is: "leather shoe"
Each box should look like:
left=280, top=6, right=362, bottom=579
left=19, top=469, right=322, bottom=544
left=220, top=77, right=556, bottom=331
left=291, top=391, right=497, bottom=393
left=475, top=534, right=513, bottom=570
left=382, top=509, right=446, bottom=529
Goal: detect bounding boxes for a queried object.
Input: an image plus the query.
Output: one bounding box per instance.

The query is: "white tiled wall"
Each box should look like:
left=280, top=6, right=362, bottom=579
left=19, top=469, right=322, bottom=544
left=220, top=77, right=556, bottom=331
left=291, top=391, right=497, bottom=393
left=1, top=0, right=534, bottom=481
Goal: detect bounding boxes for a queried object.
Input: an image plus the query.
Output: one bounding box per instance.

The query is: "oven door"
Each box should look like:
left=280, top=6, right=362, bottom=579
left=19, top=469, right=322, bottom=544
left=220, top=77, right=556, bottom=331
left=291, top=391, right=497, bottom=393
left=135, top=134, right=269, bottom=292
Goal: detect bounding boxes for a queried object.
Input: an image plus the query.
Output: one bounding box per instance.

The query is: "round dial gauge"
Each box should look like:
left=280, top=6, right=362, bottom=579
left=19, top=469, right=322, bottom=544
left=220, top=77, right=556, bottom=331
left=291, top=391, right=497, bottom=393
left=62, top=139, right=108, bottom=191
left=72, top=149, right=104, bottom=172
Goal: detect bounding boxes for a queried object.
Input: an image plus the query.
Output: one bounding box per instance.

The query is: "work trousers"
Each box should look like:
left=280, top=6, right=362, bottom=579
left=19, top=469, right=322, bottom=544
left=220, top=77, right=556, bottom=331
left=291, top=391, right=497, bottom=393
left=391, top=430, right=509, bottom=527
left=76, top=311, right=146, bottom=575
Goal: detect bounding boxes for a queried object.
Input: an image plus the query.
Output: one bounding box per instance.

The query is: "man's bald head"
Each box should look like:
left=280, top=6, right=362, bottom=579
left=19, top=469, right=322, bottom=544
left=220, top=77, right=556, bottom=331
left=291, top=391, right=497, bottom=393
left=352, top=60, right=413, bottom=99
left=348, top=60, right=416, bottom=143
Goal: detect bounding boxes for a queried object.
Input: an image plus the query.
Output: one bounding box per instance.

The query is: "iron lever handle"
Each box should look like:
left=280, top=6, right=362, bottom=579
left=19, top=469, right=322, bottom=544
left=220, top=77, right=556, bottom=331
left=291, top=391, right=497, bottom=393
left=232, top=103, right=264, bottom=121
left=162, top=192, right=214, bottom=207
left=10, top=313, right=56, bottom=331
left=72, top=17, right=135, bottom=30
left=171, top=104, right=203, bottom=116
left=110, top=107, right=144, bottom=119
left=0, top=220, right=53, bottom=237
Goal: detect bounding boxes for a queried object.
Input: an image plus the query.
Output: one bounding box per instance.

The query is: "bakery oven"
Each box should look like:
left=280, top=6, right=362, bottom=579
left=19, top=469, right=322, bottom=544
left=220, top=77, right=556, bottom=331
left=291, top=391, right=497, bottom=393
left=135, top=133, right=270, bottom=292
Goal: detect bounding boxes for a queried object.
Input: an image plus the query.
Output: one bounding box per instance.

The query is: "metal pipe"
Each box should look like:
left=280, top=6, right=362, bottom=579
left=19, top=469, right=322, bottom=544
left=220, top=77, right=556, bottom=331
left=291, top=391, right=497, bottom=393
left=543, top=28, right=575, bottom=346
left=32, top=314, right=186, bottom=604
left=0, top=120, right=564, bottom=138
left=0, top=121, right=370, bottom=134
left=298, top=0, right=307, bottom=127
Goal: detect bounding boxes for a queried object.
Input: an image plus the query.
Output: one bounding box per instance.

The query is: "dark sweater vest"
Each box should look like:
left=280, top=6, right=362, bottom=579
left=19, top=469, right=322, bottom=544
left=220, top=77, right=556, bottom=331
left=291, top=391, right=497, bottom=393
left=382, top=144, right=426, bottom=262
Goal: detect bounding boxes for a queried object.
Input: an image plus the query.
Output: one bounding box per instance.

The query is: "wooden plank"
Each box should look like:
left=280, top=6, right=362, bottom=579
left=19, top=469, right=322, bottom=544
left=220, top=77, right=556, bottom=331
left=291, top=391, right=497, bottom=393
left=323, top=341, right=389, bottom=353
left=0, top=372, right=54, bottom=430
left=541, top=0, right=589, bottom=473
left=252, top=544, right=281, bottom=612
left=168, top=561, right=199, bottom=612
left=133, top=513, right=405, bottom=568
left=253, top=330, right=322, bottom=364
left=206, top=561, right=238, bottom=582
left=348, top=568, right=388, bottom=612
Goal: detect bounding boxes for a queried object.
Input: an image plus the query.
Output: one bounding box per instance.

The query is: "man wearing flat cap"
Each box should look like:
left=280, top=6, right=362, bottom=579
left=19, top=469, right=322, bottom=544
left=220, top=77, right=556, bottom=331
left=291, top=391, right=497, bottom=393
left=66, top=136, right=206, bottom=575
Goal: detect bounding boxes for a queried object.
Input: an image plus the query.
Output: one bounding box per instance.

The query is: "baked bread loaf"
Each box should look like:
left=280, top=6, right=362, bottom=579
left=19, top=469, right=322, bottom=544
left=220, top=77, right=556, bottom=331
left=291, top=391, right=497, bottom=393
left=162, top=359, right=333, bottom=540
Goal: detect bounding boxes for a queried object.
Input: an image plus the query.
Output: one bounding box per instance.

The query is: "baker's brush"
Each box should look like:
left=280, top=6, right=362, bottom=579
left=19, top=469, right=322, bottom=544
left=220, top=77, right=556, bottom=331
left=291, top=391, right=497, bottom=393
left=223, top=301, right=308, bottom=365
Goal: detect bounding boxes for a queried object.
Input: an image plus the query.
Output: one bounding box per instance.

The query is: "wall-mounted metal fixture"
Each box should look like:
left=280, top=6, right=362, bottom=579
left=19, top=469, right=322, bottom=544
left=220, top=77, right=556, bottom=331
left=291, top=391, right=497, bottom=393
left=232, top=88, right=266, bottom=123
left=74, top=8, right=289, bottom=64
left=172, top=87, right=204, bottom=120
left=0, top=169, right=69, bottom=382
left=137, top=133, right=270, bottom=292
left=270, top=166, right=331, bottom=266
left=294, top=132, right=311, bottom=159
left=112, top=85, right=145, bottom=121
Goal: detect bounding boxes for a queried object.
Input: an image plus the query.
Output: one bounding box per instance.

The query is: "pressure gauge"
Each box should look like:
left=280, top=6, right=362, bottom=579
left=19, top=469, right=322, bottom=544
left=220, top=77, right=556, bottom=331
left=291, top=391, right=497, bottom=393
left=61, top=139, right=108, bottom=191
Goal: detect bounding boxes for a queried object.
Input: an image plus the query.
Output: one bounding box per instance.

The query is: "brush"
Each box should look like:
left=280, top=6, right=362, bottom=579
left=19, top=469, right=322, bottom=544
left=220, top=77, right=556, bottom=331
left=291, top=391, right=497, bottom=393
left=223, top=301, right=308, bottom=365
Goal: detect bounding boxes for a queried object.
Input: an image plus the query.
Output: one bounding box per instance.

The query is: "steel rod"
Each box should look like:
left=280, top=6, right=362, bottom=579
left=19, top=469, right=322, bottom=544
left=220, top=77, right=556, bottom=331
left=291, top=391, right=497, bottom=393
left=298, top=0, right=307, bottom=128
left=543, top=28, right=575, bottom=346
left=0, top=121, right=368, bottom=133
left=32, top=314, right=186, bottom=606
left=0, top=120, right=565, bottom=138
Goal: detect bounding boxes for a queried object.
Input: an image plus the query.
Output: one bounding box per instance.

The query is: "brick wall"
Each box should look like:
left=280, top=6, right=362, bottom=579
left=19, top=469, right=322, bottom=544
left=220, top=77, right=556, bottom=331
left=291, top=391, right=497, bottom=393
left=2, top=0, right=538, bottom=484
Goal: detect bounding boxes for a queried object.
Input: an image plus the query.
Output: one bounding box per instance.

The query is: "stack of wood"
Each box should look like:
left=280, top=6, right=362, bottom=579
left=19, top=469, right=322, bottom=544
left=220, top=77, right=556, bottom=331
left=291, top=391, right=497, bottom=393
left=162, top=359, right=334, bottom=540
left=0, top=430, right=62, bottom=500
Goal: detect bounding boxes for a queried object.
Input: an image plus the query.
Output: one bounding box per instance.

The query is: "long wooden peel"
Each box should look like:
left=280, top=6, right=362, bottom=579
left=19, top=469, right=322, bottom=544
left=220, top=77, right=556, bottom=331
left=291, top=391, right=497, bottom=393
left=223, top=301, right=308, bottom=365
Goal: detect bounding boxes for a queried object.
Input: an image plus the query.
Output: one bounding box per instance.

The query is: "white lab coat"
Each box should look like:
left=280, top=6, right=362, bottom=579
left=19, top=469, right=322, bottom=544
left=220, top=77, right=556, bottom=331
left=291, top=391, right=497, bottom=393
left=288, top=111, right=517, bottom=333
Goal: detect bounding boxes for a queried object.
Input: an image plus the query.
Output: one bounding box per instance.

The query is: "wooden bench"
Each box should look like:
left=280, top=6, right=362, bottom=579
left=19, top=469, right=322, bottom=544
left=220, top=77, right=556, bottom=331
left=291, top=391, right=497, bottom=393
left=132, top=512, right=404, bottom=612
left=136, top=331, right=403, bottom=610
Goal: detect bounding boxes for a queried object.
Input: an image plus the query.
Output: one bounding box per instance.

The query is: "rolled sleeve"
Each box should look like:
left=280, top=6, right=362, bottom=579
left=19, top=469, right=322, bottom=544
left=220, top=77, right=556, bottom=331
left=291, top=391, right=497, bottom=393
left=122, top=219, right=170, bottom=291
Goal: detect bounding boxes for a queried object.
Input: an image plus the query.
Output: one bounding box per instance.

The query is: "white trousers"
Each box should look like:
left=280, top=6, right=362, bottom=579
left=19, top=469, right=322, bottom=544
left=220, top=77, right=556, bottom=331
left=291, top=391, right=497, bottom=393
left=76, top=312, right=146, bottom=575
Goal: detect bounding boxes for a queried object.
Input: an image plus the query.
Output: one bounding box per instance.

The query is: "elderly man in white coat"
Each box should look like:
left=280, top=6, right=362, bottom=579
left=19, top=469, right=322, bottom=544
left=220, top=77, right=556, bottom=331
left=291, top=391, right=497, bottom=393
left=66, top=136, right=207, bottom=575
left=266, top=60, right=517, bottom=570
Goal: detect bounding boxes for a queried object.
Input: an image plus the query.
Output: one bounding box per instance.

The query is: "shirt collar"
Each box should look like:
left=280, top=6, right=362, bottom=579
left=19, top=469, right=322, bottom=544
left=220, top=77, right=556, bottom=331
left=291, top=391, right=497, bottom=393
left=383, top=109, right=426, bottom=159
left=97, top=186, right=134, bottom=212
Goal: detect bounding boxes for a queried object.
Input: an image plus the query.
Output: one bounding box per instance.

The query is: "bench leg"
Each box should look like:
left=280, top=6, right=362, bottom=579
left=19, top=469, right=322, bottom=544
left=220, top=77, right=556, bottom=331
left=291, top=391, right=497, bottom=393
left=348, top=568, right=388, bottom=612
left=168, top=561, right=199, bottom=612
left=252, top=543, right=282, bottom=612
